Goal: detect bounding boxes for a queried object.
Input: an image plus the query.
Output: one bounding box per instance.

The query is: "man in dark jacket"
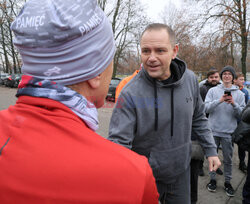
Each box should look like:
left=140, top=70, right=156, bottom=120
left=108, top=23, right=221, bottom=204
left=190, top=69, right=220, bottom=204
left=233, top=102, right=250, bottom=203
left=200, top=69, right=221, bottom=101
left=198, top=69, right=223, bottom=176
left=234, top=73, right=249, bottom=173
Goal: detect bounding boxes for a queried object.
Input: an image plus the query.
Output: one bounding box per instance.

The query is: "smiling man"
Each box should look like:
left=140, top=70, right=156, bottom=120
left=108, top=23, right=220, bottom=204
left=199, top=69, right=222, bottom=177
left=205, top=66, right=245, bottom=197
left=200, top=69, right=221, bottom=101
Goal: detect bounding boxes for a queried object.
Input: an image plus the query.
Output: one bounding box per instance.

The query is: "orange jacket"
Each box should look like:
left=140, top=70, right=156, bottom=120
left=0, top=96, right=158, bottom=203
left=115, top=70, right=139, bottom=102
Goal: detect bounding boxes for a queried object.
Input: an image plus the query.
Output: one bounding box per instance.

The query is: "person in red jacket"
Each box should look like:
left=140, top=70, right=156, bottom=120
left=0, top=0, right=159, bottom=203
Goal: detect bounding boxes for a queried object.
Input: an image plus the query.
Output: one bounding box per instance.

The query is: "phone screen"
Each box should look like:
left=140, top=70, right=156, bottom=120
left=224, top=91, right=231, bottom=96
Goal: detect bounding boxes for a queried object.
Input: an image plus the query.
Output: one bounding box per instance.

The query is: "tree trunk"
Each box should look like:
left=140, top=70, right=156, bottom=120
left=241, top=34, right=247, bottom=78
left=0, top=22, right=11, bottom=73
left=8, top=20, right=17, bottom=73
left=241, top=0, right=247, bottom=78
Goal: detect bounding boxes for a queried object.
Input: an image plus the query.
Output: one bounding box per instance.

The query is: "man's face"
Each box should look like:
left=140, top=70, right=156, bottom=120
left=234, top=76, right=245, bottom=88
left=222, top=71, right=233, bottom=84
left=140, top=29, right=178, bottom=81
left=207, top=72, right=220, bottom=85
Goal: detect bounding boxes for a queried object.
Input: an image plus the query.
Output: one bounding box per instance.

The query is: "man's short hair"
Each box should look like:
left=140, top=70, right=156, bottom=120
left=140, top=23, right=176, bottom=47
left=235, top=73, right=244, bottom=79
left=207, top=69, right=219, bottom=78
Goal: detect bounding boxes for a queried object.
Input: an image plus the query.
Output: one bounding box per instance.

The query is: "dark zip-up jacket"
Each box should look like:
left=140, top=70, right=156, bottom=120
left=108, top=58, right=217, bottom=184
left=233, top=102, right=250, bottom=151
left=200, top=80, right=220, bottom=101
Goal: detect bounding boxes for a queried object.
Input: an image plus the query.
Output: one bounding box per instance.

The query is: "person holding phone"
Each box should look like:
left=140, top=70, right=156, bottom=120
left=205, top=66, right=246, bottom=197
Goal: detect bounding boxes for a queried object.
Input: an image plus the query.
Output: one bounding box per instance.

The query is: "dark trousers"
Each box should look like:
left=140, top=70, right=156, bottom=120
left=190, top=159, right=201, bottom=204
left=158, top=166, right=190, bottom=204
left=239, top=145, right=247, bottom=163
left=243, top=155, right=250, bottom=204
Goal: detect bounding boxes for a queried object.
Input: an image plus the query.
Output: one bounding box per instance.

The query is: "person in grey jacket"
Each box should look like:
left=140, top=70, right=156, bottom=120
left=108, top=23, right=221, bottom=204
left=205, top=66, right=245, bottom=197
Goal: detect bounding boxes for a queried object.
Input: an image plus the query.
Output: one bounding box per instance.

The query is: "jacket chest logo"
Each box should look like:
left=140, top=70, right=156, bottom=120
left=186, top=97, right=192, bottom=103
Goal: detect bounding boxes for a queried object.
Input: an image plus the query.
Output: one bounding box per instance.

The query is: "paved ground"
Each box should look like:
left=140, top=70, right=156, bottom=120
left=0, top=86, right=17, bottom=110
left=0, top=86, right=247, bottom=203
left=0, top=86, right=114, bottom=138
left=199, top=147, right=246, bottom=204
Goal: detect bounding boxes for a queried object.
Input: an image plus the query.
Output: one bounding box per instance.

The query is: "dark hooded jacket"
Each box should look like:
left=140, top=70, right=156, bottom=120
left=108, top=58, right=217, bottom=184
left=233, top=102, right=250, bottom=151
left=200, top=80, right=220, bottom=101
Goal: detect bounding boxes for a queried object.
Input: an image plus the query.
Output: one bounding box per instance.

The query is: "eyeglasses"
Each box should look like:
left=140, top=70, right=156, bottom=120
left=222, top=73, right=232, bottom=76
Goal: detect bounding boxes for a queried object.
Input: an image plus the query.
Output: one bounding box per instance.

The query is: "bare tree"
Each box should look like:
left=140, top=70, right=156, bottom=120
left=198, top=0, right=249, bottom=77
left=97, top=0, right=108, bottom=11
left=159, top=0, right=248, bottom=78
left=0, top=1, right=11, bottom=73
left=0, top=0, right=23, bottom=74
left=160, top=2, right=201, bottom=71
left=0, top=0, right=149, bottom=76
left=98, top=0, right=149, bottom=77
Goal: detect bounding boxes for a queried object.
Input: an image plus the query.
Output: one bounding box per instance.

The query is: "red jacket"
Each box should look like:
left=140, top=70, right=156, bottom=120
left=0, top=96, right=158, bottom=203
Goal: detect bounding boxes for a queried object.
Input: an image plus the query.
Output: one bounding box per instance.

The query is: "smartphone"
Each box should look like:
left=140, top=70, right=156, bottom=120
left=224, top=90, right=231, bottom=96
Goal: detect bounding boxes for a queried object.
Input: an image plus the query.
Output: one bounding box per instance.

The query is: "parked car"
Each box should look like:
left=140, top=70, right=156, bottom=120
left=0, top=73, right=10, bottom=85
left=5, top=74, right=22, bottom=88
left=106, top=77, right=121, bottom=101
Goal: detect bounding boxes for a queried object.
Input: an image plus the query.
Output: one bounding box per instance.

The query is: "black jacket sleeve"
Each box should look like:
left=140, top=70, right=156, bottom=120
left=242, top=102, right=250, bottom=123
left=232, top=103, right=250, bottom=151
left=199, top=85, right=207, bottom=101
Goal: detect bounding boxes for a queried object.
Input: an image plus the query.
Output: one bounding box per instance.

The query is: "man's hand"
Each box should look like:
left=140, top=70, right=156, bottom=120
left=220, top=94, right=235, bottom=105
left=225, top=95, right=234, bottom=105
left=207, top=156, right=221, bottom=172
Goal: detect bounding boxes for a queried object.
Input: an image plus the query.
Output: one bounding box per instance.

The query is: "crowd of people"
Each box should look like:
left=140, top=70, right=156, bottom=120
left=0, top=0, right=249, bottom=204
